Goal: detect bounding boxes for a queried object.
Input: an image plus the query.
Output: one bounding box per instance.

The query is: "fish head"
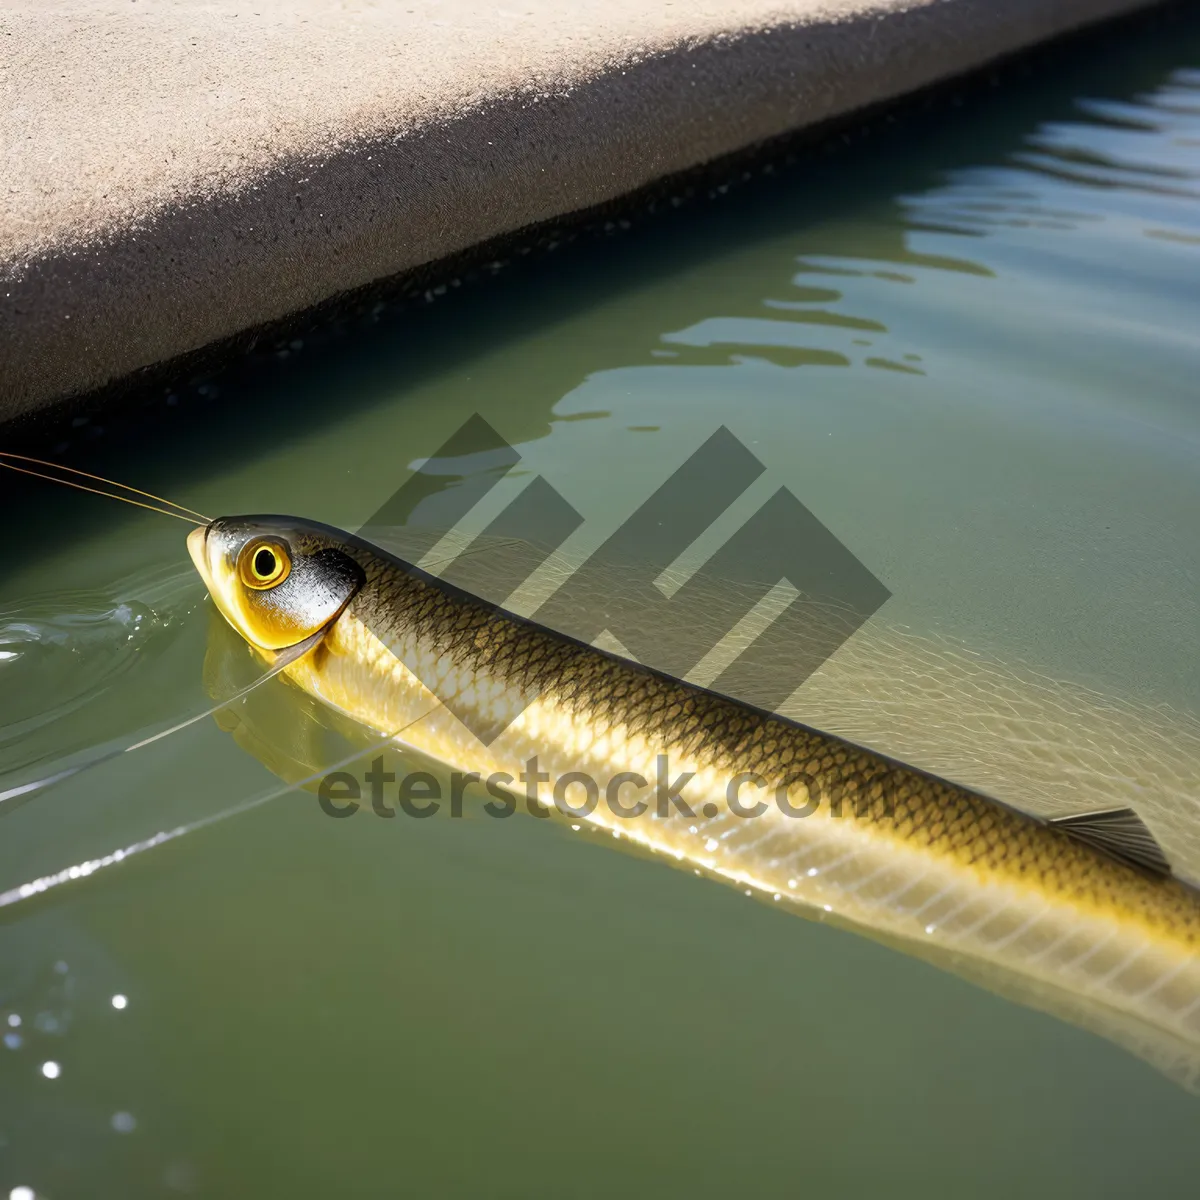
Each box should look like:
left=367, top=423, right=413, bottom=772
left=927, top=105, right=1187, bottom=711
left=188, top=516, right=365, bottom=652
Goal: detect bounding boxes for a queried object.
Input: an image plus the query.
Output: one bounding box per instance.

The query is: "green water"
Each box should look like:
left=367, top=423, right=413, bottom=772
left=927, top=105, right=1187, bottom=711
left=3, top=15, right=1200, bottom=1198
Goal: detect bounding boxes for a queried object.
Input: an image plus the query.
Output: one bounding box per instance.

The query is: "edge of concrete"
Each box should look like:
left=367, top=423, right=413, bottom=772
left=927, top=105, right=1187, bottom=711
left=0, top=0, right=1165, bottom=422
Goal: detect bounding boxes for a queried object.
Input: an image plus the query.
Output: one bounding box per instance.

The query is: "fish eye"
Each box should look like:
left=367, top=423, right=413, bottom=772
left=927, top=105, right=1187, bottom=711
left=237, top=539, right=291, bottom=590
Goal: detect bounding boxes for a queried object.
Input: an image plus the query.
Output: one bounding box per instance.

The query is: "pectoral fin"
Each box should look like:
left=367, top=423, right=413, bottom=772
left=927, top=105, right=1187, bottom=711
left=1050, top=808, right=1172, bottom=878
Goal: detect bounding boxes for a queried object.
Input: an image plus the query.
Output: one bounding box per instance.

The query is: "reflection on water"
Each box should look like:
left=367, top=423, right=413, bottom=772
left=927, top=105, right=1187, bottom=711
left=659, top=247, right=991, bottom=374
left=182, top=584, right=1200, bottom=1097
left=2, top=14, right=1200, bottom=1199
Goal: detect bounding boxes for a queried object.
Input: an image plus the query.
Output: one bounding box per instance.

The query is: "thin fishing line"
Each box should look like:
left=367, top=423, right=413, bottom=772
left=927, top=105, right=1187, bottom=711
left=0, top=461, right=201, bottom=525
left=0, top=707, right=440, bottom=912
left=0, top=627, right=328, bottom=814
left=0, top=530, right=523, bottom=811
left=0, top=452, right=211, bottom=522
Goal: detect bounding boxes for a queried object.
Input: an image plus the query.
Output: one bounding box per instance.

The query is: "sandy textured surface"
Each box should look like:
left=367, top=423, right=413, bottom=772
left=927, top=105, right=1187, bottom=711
left=0, top=0, right=1159, bottom=419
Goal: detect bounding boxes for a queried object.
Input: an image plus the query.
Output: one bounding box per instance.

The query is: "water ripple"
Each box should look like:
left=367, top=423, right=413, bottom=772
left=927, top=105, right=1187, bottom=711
left=0, top=565, right=202, bottom=775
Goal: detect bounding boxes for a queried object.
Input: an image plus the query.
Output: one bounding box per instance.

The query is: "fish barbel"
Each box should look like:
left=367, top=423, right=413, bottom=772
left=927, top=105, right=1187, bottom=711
left=187, top=515, right=1200, bottom=1073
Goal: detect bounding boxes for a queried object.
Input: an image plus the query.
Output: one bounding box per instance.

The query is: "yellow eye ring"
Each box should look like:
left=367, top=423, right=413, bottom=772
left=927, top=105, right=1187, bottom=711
left=238, top=539, right=291, bottom=590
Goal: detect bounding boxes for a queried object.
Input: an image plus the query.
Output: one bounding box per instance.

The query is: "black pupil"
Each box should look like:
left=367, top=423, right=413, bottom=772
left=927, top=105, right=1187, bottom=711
left=254, top=548, right=277, bottom=578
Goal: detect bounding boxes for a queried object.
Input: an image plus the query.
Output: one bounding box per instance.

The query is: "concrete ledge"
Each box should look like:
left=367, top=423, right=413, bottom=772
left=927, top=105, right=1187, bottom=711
left=0, top=0, right=1160, bottom=420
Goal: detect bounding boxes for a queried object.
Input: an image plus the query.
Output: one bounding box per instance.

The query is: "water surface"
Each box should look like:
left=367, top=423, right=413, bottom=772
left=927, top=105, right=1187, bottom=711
left=2, top=15, right=1200, bottom=1198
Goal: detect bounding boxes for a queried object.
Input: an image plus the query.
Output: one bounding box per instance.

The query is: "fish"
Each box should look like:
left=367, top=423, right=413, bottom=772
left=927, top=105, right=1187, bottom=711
left=2, top=453, right=1197, bottom=1085
left=186, top=513, right=1200, bottom=1085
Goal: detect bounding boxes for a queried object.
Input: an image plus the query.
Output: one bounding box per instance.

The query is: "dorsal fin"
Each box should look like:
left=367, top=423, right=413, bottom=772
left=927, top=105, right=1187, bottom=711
left=1050, top=808, right=1172, bottom=878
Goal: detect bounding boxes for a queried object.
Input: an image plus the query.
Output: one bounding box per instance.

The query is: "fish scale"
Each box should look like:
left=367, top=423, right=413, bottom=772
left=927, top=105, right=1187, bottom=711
left=190, top=518, right=1200, bottom=1081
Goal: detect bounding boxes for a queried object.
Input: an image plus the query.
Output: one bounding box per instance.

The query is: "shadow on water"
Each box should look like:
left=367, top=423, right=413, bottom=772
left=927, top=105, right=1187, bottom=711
left=1, top=6, right=1198, bottom=577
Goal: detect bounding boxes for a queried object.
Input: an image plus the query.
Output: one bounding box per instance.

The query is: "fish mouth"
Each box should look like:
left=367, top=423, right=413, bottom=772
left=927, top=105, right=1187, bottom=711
left=187, top=525, right=212, bottom=590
